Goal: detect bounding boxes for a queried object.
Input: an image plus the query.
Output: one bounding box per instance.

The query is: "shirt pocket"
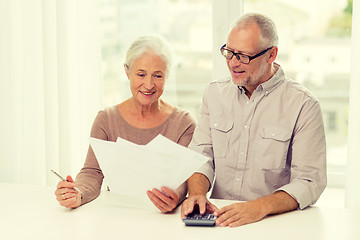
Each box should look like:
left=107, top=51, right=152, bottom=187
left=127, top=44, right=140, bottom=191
left=255, top=125, right=292, bottom=170
left=209, top=116, right=233, bottom=158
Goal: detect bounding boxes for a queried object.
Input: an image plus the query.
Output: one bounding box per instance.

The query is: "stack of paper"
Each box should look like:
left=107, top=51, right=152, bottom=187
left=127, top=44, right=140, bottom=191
left=89, top=134, right=208, bottom=210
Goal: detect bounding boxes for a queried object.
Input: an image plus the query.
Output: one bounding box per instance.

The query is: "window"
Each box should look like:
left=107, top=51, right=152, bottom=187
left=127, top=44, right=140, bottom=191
left=244, top=0, right=352, bottom=187
left=99, top=0, right=212, bottom=119
left=99, top=0, right=352, bottom=188
left=326, top=111, right=338, bottom=131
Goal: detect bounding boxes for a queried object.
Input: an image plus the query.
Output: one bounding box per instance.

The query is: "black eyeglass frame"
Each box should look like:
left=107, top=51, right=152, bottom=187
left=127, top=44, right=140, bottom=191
left=220, top=44, right=273, bottom=64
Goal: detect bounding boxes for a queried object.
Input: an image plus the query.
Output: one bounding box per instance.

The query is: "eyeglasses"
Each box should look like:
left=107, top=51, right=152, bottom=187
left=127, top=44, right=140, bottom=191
left=220, top=44, right=273, bottom=64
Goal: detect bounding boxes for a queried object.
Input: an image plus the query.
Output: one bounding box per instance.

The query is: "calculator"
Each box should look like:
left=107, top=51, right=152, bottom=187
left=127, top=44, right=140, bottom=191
left=182, top=213, right=216, bottom=226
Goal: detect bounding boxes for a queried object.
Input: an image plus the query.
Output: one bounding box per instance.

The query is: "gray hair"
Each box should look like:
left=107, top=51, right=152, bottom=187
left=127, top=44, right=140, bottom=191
left=231, top=13, right=278, bottom=49
left=124, top=34, right=174, bottom=78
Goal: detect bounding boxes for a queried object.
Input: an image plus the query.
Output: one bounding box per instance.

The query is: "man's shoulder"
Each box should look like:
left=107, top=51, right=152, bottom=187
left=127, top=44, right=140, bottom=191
left=282, top=78, right=320, bottom=102
left=209, top=76, right=232, bottom=85
left=206, top=76, right=233, bottom=92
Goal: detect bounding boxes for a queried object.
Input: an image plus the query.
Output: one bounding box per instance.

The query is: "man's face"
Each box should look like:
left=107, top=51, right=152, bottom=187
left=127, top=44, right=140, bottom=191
left=226, top=23, right=271, bottom=93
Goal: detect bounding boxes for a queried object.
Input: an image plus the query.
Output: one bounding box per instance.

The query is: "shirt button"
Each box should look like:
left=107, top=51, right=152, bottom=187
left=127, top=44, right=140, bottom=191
left=272, top=133, right=275, bottom=137
left=265, top=91, right=269, bottom=94
left=244, top=125, right=248, bottom=128
left=236, top=178, right=241, bottom=182
left=214, top=123, right=218, bottom=127
left=246, top=101, right=249, bottom=104
left=240, top=152, right=244, bottom=155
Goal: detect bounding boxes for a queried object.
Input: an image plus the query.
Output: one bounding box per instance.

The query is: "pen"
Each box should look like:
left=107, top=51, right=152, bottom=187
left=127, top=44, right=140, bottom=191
left=51, top=169, right=82, bottom=194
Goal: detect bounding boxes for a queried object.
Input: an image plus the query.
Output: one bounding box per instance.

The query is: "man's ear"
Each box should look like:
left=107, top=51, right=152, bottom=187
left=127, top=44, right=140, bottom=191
left=268, top=46, right=278, bottom=63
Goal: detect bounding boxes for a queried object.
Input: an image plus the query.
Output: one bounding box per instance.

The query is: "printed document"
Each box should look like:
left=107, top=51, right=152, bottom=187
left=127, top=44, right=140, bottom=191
left=89, top=135, right=208, bottom=210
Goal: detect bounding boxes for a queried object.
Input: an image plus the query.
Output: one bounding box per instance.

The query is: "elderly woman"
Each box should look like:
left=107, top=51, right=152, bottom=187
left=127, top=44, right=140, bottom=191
left=54, top=35, right=196, bottom=212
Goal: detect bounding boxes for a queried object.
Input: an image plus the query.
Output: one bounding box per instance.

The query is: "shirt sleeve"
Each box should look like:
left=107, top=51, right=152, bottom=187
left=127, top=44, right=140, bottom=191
left=276, top=100, right=327, bottom=209
left=75, top=111, right=106, bottom=205
left=188, top=86, right=216, bottom=186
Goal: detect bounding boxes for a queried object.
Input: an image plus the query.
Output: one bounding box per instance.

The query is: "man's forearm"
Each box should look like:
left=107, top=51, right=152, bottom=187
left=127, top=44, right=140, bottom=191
left=187, top=172, right=210, bottom=196
left=175, top=182, right=188, bottom=203
left=257, top=190, right=299, bottom=216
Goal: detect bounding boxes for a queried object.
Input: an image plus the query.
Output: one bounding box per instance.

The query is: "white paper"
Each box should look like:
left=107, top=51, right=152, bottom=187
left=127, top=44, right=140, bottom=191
left=89, top=134, right=208, bottom=210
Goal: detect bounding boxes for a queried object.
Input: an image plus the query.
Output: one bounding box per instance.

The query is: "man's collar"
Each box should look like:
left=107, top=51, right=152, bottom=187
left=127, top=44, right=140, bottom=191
left=260, top=63, right=284, bottom=96
left=236, top=63, right=285, bottom=96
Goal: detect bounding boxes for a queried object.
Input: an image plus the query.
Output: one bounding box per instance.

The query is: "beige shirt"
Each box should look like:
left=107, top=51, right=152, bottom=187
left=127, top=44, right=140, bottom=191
left=76, top=105, right=196, bottom=205
left=189, top=63, right=327, bottom=209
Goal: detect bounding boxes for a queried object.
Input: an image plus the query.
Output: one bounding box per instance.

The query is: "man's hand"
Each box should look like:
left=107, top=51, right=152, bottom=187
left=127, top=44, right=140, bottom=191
left=214, top=191, right=299, bottom=227
left=214, top=201, right=267, bottom=227
left=181, top=195, right=218, bottom=219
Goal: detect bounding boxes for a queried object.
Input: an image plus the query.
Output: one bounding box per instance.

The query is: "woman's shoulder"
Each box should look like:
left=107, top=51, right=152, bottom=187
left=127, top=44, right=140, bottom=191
left=103, top=104, right=121, bottom=117
left=170, top=106, right=197, bottom=126
left=90, top=104, right=125, bottom=141
left=164, top=106, right=196, bottom=147
left=92, top=105, right=122, bottom=126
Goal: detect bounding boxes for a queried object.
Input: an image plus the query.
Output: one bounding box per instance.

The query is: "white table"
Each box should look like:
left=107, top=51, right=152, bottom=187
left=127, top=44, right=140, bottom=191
left=1, top=182, right=359, bottom=240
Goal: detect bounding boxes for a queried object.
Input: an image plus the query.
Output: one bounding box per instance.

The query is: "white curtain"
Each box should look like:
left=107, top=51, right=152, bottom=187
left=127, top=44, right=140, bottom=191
left=345, top=0, right=360, bottom=209
left=0, top=0, right=102, bottom=186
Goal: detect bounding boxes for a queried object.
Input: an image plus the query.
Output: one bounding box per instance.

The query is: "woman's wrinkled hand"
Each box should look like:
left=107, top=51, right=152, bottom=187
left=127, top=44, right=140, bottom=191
left=147, top=186, right=180, bottom=213
left=54, top=175, right=82, bottom=208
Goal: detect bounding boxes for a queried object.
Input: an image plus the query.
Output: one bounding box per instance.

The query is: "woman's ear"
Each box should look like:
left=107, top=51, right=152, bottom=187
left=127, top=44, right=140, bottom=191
left=124, top=64, right=130, bottom=79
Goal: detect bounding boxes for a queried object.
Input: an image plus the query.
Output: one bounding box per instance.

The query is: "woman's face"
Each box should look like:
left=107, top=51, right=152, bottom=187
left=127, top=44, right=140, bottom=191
left=126, top=52, right=167, bottom=107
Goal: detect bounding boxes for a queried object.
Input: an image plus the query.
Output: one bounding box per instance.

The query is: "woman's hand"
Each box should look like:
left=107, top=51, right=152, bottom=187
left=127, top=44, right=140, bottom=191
left=147, top=186, right=180, bottom=213
left=54, top=175, right=82, bottom=208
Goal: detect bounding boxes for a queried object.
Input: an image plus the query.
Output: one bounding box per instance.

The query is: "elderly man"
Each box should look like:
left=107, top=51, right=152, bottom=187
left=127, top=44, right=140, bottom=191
left=181, top=12, right=326, bottom=227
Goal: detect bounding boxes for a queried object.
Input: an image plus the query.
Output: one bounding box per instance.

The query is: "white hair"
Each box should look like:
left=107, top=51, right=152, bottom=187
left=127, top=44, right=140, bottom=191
left=231, top=13, right=278, bottom=49
left=124, top=34, right=174, bottom=78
